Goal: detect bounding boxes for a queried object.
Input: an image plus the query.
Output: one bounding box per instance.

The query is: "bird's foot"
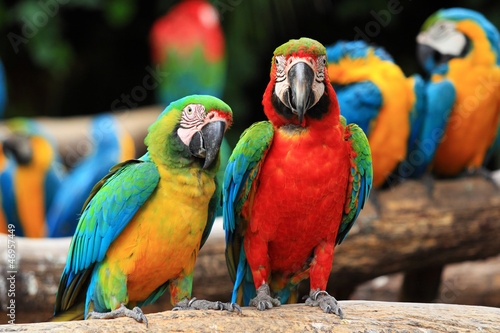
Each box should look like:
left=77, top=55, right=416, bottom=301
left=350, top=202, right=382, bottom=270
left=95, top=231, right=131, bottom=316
left=249, top=283, right=281, bottom=311
left=466, top=167, right=500, bottom=190
left=421, top=173, right=436, bottom=199
left=305, top=289, right=343, bottom=319
left=173, top=297, right=241, bottom=314
left=86, top=304, right=148, bottom=327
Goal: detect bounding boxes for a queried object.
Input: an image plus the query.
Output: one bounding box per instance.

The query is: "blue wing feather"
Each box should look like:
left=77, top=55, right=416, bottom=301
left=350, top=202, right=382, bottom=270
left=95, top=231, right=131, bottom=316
left=335, top=81, right=383, bottom=136
left=223, top=121, right=274, bottom=305
left=336, top=123, right=373, bottom=245
left=403, top=79, right=456, bottom=178
left=54, top=157, right=159, bottom=315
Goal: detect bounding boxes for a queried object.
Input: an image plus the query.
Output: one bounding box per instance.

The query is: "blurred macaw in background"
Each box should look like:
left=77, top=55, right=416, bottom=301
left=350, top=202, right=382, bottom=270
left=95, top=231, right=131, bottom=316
left=53, top=96, right=238, bottom=325
left=150, top=0, right=230, bottom=215
left=409, top=8, right=500, bottom=177
left=326, top=40, right=421, bottom=187
left=47, top=113, right=135, bottom=237
left=0, top=118, right=64, bottom=237
left=224, top=38, right=372, bottom=317
left=149, top=0, right=226, bottom=105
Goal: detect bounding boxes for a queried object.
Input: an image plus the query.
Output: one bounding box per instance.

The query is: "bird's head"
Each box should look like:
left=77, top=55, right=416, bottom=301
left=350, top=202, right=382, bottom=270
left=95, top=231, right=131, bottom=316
left=146, top=95, right=232, bottom=171
left=264, top=37, right=335, bottom=128
left=417, top=8, right=500, bottom=74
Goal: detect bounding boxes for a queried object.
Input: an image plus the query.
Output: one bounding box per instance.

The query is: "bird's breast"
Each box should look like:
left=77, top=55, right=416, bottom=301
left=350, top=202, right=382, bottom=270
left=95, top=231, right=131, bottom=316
left=250, top=125, right=350, bottom=242
left=102, top=167, right=216, bottom=302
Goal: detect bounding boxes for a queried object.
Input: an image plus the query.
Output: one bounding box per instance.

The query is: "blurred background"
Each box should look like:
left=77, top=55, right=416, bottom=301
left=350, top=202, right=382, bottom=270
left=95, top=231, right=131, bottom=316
left=1, top=0, right=500, bottom=325
left=0, top=0, right=499, bottom=145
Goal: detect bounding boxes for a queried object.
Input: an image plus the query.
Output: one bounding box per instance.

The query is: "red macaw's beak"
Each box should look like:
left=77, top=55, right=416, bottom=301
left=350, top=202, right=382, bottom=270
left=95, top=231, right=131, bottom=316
left=188, top=115, right=227, bottom=169
left=287, top=61, right=315, bottom=125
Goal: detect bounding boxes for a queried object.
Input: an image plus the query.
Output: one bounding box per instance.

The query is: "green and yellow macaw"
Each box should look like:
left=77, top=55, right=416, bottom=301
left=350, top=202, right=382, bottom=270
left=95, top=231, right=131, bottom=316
left=53, top=95, right=239, bottom=326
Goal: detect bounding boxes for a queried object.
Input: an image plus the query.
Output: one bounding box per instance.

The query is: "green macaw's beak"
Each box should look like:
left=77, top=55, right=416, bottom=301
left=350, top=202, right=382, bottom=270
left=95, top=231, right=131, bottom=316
left=189, top=120, right=226, bottom=169
left=288, top=61, right=315, bottom=124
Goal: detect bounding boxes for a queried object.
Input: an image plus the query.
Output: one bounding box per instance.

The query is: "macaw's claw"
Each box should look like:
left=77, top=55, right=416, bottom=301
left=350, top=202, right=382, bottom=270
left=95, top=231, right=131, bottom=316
left=305, top=289, right=343, bottom=319
left=86, top=304, right=148, bottom=327
left=221, top=302, right=243, bottom=314
left=466, top=167, right=500, bottom=190
left=173, top=297, right=242, bottom=313
left=249, top=283, right=281, bottom=311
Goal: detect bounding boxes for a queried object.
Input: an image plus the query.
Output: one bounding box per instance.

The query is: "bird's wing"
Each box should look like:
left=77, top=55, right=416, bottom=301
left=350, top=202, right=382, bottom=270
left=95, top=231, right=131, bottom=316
left=407, top=74, right=426, bottom=150
left=54, top=159, right=160, bottom=314
left=223, top=121, right=273, bottom=298
left=408, top=79, right=456, bottom=177
left=336, top=123, right=373, bottom=245
left=335, top=80, right=383, bottom=135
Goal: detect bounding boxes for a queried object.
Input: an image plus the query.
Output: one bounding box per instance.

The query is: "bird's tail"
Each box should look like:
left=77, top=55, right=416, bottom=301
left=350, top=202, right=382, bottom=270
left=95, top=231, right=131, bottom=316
left=50, top=300, right=86, bottom=322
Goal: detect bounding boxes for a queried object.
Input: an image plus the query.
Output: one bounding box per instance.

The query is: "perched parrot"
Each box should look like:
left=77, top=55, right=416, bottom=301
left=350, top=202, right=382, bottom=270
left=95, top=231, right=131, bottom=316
left=53, top=95, right=239, bottom=326
left=47, top=113, right=135, bottom=237
left=149, top=0, right=226, bottom=105
left=326, top=40, right=421, bottom=187
left=149, top=0, right=231, bottom=215
left=0, top=118, right=64, bottom=237
left=223, top=38, right=372, bottom=317
left=410, top=8, right=500, bottom=177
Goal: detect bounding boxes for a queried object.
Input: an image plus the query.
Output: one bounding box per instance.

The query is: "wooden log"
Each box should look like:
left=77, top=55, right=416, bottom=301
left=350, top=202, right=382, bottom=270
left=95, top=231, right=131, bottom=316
left=352, top=254, right=500, bottom=307
left=1, top=302, right=499, bottom=332
left=2, top=175, right=500, bottom=323
left=327, top=174, right=500, bottom=295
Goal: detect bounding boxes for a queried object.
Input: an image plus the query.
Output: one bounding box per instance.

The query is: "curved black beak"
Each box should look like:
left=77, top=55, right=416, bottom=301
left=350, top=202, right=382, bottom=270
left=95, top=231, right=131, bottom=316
left=188, top=120, right=226, bottom=169
left=3, top=134, right=33, bottom=165
left=287, top=62, right=315, bottom=124
left=416, top=43, right=435, bottom=70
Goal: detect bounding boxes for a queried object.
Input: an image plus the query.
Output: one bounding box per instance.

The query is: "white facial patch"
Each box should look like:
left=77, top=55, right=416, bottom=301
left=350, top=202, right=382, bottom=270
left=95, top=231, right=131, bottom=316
left=274, top=55, right=326, bottom=111
left=417, top=20, right=467, bottom=56
left=177, top=104, right=206, bottom=146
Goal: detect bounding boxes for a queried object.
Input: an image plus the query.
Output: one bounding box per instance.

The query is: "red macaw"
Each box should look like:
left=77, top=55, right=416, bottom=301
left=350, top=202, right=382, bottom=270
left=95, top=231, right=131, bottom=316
left=223, top=38, right=372, bottom=317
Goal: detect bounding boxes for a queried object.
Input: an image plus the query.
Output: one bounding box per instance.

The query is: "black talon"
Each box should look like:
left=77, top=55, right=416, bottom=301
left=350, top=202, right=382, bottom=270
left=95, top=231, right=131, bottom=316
left=233, top=303, right=242, bottom=314
left=338, top=308, right=344, bottom=320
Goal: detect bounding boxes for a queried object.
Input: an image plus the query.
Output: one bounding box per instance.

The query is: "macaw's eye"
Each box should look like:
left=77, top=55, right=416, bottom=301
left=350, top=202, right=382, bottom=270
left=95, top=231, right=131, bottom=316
left=187, top=107, right=193, bottom=114
left=275, top=57, right=279, bottom=65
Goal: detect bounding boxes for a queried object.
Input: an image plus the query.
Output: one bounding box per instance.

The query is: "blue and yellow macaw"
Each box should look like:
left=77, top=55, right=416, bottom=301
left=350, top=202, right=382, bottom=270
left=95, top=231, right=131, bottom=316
left=53, top=96, right=239, bottom=326
left=326, top=40, right=420, bottom=187
left=0, top=118, right=64, bottom=237
left=47, top=113, right=135, bottom=237
left=409, top=8, right=500, bottom=177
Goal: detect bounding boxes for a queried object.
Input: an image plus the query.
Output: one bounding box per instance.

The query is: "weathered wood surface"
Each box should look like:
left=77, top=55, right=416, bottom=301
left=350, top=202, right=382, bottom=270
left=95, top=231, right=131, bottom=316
left=1, top=302, right=499, bottom=332
left=1, top=175, right=500, bottom=323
